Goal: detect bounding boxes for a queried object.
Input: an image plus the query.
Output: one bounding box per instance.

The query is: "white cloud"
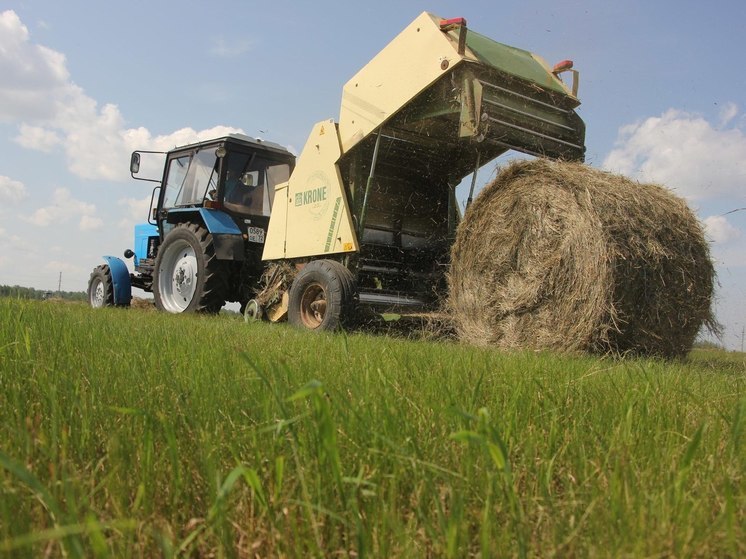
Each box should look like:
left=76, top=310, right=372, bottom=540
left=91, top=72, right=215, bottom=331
left=0, top=10, right=70, bottom=122
left=24, top=187, right=96, bottom=227
left=63, top=102, right=130, bottom=181
left=15, top=123, right=62, bottom=151
left=718, top=102, right=739, bottom=128
left=704, top=215, right=742, bottom=244
left=117, top=196, right=152, bottom=227
left=603, top=108, right=746, bottom=201
left=0, top=232, right=38, bottom=261
left=0, top=175, right=27, bottom=203
left=146, top=126, right=246, bottom=153
left=79, top=215, right=103, bottom=231
left=2, top=10, right=245, bottom=182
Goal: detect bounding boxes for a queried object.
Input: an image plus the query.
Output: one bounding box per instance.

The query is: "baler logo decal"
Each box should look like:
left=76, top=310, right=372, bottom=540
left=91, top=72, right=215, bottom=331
left=324, top=197, right=342, bottom=252
left=295, top=186, right=327, bottom=207
left=298, top=171, right=332, bottom=220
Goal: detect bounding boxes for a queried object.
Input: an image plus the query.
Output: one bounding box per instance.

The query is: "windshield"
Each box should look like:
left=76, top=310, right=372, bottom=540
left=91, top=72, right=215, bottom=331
left=222, top=153, right=290, bottom=216
left=162, top=149, right=219, bottom=209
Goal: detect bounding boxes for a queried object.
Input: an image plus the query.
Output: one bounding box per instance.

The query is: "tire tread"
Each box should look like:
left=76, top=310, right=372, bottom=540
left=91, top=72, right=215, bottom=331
left=153, top=222, right=227, bottom=313
left=288, top=259, right=357, bottom=331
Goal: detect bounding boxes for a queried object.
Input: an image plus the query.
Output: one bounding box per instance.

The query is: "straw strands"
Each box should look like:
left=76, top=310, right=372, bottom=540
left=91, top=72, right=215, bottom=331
left=448, top=159, right=716, bottom=358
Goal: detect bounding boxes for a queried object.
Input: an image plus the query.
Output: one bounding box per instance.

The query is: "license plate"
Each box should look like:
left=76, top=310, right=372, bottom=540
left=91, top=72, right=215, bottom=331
left=247, top=226, right=265, bottom=244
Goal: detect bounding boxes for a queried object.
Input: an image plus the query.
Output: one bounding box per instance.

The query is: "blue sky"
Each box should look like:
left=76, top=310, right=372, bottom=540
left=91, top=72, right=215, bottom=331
left=1, top=1, right=744, bottom=349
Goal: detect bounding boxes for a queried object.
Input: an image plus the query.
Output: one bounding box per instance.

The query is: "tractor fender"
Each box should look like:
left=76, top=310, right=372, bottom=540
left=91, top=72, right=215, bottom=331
left=166, top=208, right=245, bottom=260
left=102, top=256, right=132, bottom=305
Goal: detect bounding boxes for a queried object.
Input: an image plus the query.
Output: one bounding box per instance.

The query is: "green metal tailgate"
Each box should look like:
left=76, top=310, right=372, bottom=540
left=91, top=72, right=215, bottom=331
left=466, top=31, right=570, bottom=98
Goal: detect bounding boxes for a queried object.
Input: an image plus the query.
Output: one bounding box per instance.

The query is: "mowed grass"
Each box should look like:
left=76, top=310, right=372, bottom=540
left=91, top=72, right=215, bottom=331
left=0, top=299, right=744, bottom=558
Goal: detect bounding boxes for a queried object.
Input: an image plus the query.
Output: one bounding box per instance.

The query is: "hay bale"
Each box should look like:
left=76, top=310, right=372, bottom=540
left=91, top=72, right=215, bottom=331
left=448, top=159, right=716, bottom=358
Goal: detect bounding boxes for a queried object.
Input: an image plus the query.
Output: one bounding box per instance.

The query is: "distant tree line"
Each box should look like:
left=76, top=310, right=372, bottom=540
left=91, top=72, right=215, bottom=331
left=0, top=285, right=87, bottom=302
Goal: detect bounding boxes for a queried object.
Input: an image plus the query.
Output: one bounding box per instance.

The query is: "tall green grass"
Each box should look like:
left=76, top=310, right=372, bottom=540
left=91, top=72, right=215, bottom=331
left=0, top=298, right=743, bottom=557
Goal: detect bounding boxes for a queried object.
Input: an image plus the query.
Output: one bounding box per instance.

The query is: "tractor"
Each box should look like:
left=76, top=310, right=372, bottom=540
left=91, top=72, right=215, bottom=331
left=87, top=12, right=585, bottom=330
left=87, top=134, right=295, bottom=315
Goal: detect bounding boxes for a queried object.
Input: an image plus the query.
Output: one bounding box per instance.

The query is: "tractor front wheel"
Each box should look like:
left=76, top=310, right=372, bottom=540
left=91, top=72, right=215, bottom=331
left=87, top=265, right=114, bottom=308
left=288, top=260, right=356, bottom=331
left=153, top=223, right=226, bottom=313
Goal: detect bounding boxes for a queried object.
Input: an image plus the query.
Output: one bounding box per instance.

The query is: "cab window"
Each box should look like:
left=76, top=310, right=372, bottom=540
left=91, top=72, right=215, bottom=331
left=162, top=150, right=219, bottom=209
left=222, top=153, right=290, bottom=216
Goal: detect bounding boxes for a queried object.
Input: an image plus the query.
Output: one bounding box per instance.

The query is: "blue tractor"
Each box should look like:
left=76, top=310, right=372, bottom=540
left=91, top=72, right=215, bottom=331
left=87, top=134, right=295, bottom=313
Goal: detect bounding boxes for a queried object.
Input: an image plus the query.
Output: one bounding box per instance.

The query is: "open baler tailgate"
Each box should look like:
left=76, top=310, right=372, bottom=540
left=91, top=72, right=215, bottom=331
left=458, top=29, right=586, bottom=162
left=338, top=12, right=585, bottom=183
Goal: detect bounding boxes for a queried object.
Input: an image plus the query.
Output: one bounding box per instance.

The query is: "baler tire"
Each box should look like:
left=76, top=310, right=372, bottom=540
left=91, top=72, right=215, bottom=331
left=153, top=222, right=226, bottom=314
left=243, top=299, right=264, bottom=322
left=88, top=265, right=115, bottom=308
left=288, top=260, right=356, bottom=331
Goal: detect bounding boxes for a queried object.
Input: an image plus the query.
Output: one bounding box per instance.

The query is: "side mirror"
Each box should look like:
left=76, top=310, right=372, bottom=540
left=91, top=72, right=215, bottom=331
left=240, top=172, right=255, bottom=187
left=130, top=152, right=141, bottom=174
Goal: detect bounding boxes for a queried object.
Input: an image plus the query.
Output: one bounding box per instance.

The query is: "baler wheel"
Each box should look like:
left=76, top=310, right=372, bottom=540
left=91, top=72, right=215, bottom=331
left=243, top=299, right=264, bottom=322
left=153, top=222, right=226, bottom=313
left=288, top=260, right=356, bottom=331
left=87, top=264, right=115, bottom=308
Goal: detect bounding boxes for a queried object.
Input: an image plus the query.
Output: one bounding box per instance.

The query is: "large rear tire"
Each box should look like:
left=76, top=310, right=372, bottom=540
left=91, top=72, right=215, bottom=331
left=88, top=265, right=114, bottom=308
left=288, top=260, right=356, bottom=331
left=153, top=223, right=226, bottom=313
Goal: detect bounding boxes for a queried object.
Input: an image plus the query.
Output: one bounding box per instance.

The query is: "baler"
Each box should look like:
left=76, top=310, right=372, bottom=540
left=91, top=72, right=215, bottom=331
left=87, top=12, right=585, bottom=330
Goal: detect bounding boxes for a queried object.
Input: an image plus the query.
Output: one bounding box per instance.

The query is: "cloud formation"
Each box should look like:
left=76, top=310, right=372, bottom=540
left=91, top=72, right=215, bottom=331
left=703, top=215, right=742, bottom=244
left=117, top=196, right=153, bottom=227
left=0, top=10, right=69, bottom=122
left=0, top=175, right=27, bottom=203
left=79, top=215, right=104, bottom=232
left=15, top=123, right=62, bottom=152
left=24, top=187, right=96, bottom=227
left=1, top=10, right=244, bottom=182
left=603, top=108, right=746, bottom=201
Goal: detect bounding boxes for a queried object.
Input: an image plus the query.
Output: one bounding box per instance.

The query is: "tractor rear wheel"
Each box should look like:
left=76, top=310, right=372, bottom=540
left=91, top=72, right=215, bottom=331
left=153, top=223, right=226, bottom=313
left=88, top=265, right=114, bottom=308
left=288, top=260, right=356, bottom=331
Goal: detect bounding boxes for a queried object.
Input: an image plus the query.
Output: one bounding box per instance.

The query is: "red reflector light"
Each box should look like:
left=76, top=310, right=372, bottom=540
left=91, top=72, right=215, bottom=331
left=440, top=17, right=467, bottom=30
left=553, top=59, right=574, bottom=73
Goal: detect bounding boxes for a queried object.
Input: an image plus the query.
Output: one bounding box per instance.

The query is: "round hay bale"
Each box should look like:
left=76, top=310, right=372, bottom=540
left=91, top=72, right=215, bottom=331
left=448, top=159, right=716, bottom=358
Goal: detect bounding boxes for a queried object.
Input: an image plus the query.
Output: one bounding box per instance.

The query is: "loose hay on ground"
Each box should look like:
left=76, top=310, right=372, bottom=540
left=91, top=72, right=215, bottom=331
left=448, top=159, right=716, bottom=358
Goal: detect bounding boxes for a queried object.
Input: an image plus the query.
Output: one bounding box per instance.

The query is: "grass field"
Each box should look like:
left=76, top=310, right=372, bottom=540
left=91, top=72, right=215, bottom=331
left=0, top=298, right=744, bottom=557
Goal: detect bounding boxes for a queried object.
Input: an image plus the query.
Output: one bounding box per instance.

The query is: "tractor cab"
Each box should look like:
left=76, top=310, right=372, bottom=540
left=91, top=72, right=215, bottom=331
left=153, top=134, right=295, bottom=238
left=119, top=134, right=295, bottom=309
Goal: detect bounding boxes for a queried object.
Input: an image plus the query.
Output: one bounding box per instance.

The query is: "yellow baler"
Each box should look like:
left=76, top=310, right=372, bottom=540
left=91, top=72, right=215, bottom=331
left=263, top=12, right=585, bottom=327
left=96, top=12, right=584, bottom=328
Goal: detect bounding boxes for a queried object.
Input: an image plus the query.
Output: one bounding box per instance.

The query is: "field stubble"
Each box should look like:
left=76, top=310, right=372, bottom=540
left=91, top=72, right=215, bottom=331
left=0, top=299, right=743, bottom=557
